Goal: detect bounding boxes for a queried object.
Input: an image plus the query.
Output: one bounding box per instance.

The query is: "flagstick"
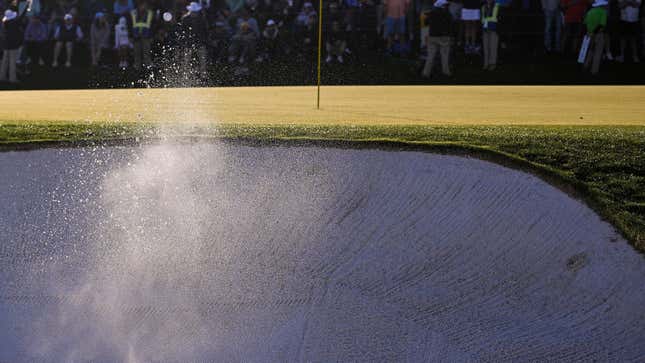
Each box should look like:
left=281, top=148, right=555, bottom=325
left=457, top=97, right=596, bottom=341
left=316, top=0, right=323, bottom=109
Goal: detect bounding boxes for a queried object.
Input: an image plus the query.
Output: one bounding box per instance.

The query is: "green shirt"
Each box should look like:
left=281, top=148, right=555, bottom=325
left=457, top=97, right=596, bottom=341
left=584, top=7, right=607, bottom=33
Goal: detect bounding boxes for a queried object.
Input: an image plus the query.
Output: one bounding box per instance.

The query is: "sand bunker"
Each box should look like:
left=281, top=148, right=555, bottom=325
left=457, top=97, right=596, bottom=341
left=1, top=143, right=644, bottom=362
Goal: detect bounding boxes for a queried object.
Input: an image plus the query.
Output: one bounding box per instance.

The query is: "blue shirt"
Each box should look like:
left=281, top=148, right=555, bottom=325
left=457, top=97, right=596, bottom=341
left=24, top=21, right=48, bottom=42
left=113, top=0, right=134, bottom=16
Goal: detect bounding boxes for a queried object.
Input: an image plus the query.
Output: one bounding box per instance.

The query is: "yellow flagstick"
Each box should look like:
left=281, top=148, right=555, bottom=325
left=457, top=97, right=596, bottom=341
left=316, top=0, right=323, bottom=109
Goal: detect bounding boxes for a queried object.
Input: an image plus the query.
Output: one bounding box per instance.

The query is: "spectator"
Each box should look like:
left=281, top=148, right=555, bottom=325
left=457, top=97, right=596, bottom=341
left=1, top=0, right=638, bottom=86
left=228, top=21, right=257, bottom=63
left=90, top=12, right=110, bottom=67
left=296, top=2, right=317, bottom=26
left=114, top=0, right=134, bottom=17
left=561, top=0, right=589, bottom=54
left=262, top=18, right=283, bottom=60
left=344, top=0, right=361, bottom=32
left=180, top=2, right=209, bottom=75
left=276, top=0, right=298, bottom=30
left=24, top=14, right=48, bottom=70
left=449, top=0, right=464, bottom=46
left=236, top=8, right=260, bottom=37
left=330, top=1, right=353, bottom=53
left=420, top=6, right=431, bottom=51
left=326, top=20, right=348, bottom=62
left=384, top=0, right=410, bottom=52
left=130, top=2, right=155, bottom=70
left=295, top=3, right=318, bottom=48
left=462, top=0, right=481, bottom=54
left=13, top=0, right=33, bottom=66
left=422, top=0, right=452, bottom=77
left=115, top=16, right=131, bottom=69
left=542, top=0, right=562, bottom=52
left=328, top=2, right=344, bottom=25
left=617, top=0, right=640, bottom=62
left=604, top=0, right=620, bottom=60
left=481, top=0, right=499, bottom=69
left=641, top=1, right=645, bottom=56
left=209, top=13, right=232, bottom=62
left=583, top=0, right=608, bottom=73
left=1, top=3, right=30, bottom=84
left=52, top=13, right=82, bottom=68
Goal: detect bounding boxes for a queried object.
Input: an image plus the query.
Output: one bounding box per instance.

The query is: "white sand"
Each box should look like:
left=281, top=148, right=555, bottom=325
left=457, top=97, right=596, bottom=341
left=0, top=144, right=643, bottom=362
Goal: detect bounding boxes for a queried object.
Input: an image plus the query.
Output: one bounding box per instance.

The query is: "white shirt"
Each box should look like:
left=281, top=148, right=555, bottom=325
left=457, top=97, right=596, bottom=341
left=114, top=23, right=130, bottom=47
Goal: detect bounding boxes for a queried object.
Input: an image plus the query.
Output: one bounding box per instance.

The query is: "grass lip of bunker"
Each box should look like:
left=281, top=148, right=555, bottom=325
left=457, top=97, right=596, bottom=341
left=2, top=125, right=643, bottom=254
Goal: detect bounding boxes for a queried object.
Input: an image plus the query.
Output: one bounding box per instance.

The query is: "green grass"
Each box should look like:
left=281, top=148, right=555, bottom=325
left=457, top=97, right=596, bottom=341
left=1, top=122, right=643, bottom=253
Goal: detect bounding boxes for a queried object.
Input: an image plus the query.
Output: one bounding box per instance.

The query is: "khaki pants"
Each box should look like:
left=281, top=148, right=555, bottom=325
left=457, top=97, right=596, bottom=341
left=91, top=43, right=104, bottom=66
left=482, top=30, right=498, bottom=68
left=133, top=38, right=152, bottom=70
left=423, top=36, right=451, bottom=77
left=584, top=32, right=604, bottom=75
left=0, top=48, right=19, bottom=83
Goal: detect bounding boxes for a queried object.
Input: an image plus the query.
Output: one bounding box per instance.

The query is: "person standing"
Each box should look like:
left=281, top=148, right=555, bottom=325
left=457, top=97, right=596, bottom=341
left=1, top=1, right=30, bottom=83
left=325, top=20, right=348, bottom=63
left=52, top=13, right=83, bottom=68
left=261, top=19, right=282, bottom=61
left=228, top=21, right=257, bottom=63
left=449, top=0, right=465, bottom=47
left=130, top=2, right=154, bottom=70
left=641, top=0, right=645, bottom=56
left=422, top=0, right=453, bottom=78
left=616, top=0, right=641, bottom=62
left=295, top=2, right=318, bottom=48
left=583, top=0, right=608, bottom=73
left=461, top=0, right=481, bottom=54
left=90, top=12, right=111, bottom=67
left=114, top=16, right=131, bottom=69
left=542, top=0, right=562, bottom=52
left=561, top=0, right=589, bottom=54
left=236, top=9, right=260, bottom=38
left=384, top=0, right=411, bottom=52
left=23, top=14, right=47, bottom=71
left=481, top=0, right=499, bottom=69
left=604, top=0, right=620, bottom=60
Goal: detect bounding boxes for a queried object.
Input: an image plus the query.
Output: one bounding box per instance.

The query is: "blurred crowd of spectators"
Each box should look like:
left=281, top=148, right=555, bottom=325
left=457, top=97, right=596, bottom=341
left=0, top=0, right=644, bottom=84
